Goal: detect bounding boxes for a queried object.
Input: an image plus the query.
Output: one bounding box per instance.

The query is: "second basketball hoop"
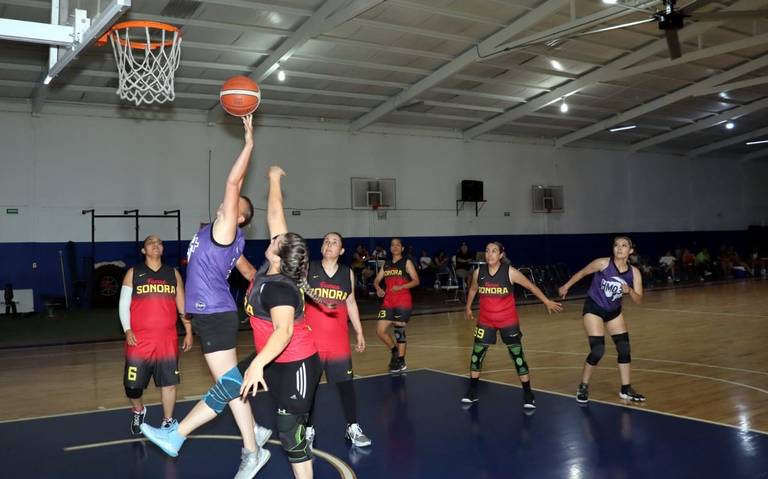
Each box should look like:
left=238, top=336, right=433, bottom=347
left=98, top=21, right=182, bottom=106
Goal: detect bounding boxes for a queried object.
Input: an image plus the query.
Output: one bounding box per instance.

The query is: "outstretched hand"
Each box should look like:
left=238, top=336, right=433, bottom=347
left=558, top=285, right=569, bottom=299
left=544, top=299, right=563, bottom=315
left=242, top=114, right=254, bottom=144
left=268, top=165, right=285, bottom=180
left=240, top=361, right=268, bottom=398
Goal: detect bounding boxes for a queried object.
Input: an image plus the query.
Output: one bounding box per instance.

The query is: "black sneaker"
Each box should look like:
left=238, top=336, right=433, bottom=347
left=576, top=383, right=589, bottom=404
left=388, top=349, right=399, bottom=372
left=523, top=390, right=536, bottom=409
left=619, top=386, right=646, bottom=402
left=461, top=387, right=478, bottom=404
left=397, top=357, right=407, bottom=372
left=130, top=408, right=146, bottom=435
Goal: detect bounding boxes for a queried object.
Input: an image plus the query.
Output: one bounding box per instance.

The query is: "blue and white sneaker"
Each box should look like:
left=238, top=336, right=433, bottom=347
left=161, top=418, right=179, bottom=431
left=233, top=447, right=270, bottom=479
left=140, top=423, right=185, bottom=457
left=254, top=423, right=272, bottom=448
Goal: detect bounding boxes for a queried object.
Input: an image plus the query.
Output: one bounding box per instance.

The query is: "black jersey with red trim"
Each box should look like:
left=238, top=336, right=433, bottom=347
left=130, top=263, right=178, bottom=336
left=382, top=257, right=412, bottom=308
left=244, top=272, right=316, bottom=363
left=305, top=261, right=352, bottom=354
left=477, top=263, right=519, bottom=327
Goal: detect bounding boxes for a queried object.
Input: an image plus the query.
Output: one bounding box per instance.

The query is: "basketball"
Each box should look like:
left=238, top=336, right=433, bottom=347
left=219, top=76, right=261, bottom=116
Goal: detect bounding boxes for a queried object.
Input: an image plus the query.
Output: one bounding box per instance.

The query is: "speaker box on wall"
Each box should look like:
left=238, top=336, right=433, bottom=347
left=460, top=180, right=484, bottom=201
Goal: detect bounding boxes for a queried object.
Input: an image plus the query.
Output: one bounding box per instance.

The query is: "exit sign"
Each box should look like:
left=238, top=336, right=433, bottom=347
left=6, top=208, right=18, bottom=214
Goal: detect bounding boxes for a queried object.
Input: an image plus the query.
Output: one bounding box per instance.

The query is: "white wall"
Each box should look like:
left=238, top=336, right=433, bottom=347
left=0, top=102, right=765, bottom=243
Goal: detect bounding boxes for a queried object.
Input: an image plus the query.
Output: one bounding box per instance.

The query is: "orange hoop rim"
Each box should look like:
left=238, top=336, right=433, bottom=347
left=97, top=21, right=180, bottom=50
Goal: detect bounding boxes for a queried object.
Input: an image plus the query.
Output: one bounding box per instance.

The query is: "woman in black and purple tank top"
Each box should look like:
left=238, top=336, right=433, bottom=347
left=559, top=236, right=646, bottom=404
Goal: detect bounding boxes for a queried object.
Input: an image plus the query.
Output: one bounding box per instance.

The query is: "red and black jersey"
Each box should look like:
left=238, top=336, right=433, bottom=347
left=244, top=272, right=316, bottom=363
left=305, top=261, right=352, bottom=356
left=130, top=263, right=178, bottom=336
left=382, top=257, right=413, bottom=308
left=477, top=263, right=519, bottom=327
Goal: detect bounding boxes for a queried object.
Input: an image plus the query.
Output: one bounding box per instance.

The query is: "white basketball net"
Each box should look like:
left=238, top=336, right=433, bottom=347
left=107, top=25, right=181, bottom=106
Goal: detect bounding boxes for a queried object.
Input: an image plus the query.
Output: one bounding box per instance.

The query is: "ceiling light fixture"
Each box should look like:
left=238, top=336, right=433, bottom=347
left=560, top=98, right=569, bottom=113
left=550, top=59, right=564, bottom=71
left=746, top=139, right=768, bottom=145
left=609, top=125, right=637, bottom=132
left=725, top=122, right=735, bottom=130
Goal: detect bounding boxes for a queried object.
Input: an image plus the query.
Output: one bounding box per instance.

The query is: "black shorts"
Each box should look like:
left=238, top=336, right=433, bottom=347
left=377, top=307, right=412, bottom=323
left=582, top=297, right=622, bottom=322
left=474, top=324, right=522, bottom=346
left=190, top=311, right=239, bottom=354
left=318, top=354, right=353, bottom=383
left=262, top=354, right=322, bottom=415
left=124, top=355, right=179, bottom=389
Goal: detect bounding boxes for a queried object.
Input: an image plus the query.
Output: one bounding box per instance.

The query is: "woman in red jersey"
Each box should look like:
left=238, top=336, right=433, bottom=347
left=462, top=242, right=562, bottom=409
left=373, top=238, right=420, bottom=373
left=304, top=232, right=371, bottom=448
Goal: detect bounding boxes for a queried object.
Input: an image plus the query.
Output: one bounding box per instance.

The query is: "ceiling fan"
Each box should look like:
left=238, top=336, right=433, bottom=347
left=545, top=0, right=768, bottom=59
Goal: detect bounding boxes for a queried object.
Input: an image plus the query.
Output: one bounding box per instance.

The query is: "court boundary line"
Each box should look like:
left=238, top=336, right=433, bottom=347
left=0, top=370, right=396, bottom=424
left=423, top=367, right=768, bottom=436
left=63, top=436, right=356, bottom=479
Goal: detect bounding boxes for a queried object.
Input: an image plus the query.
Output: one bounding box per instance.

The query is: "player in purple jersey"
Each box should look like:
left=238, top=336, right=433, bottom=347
left=143, top=114, right=273, bottom=479
left=559, top=236, right=645, bottom=404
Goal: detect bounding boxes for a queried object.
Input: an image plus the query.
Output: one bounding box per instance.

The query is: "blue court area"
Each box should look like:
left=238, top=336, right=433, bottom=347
left=2, top=369, right=767, bottom=478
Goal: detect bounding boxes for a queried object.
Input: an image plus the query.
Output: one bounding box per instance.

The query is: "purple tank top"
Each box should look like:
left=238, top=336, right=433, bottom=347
left=587, top=259, right=634, bottom=312
left=185, top=223, right=245, bottom=314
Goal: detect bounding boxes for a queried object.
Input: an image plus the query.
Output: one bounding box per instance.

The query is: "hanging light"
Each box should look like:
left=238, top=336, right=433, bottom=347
left=560, top=98, right=569, bottom=113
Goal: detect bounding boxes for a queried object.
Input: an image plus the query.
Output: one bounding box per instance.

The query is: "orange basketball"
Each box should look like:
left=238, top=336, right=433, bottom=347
left=219, top=76, right=261, bottom=117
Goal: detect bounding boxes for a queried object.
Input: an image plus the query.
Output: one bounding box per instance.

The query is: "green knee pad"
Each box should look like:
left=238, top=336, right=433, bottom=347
left=507, top=343, right=529, bottom=376
left=470, top=342, right=490, bottom=372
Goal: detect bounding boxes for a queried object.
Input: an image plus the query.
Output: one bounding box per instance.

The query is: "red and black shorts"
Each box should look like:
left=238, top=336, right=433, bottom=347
left=377, top=307, right=412, bottom=324
left=124, top=335, right=179, bottom=389
left=473, top=323, right=522, bottom=346
left=318, top=351, right=354, bottom=383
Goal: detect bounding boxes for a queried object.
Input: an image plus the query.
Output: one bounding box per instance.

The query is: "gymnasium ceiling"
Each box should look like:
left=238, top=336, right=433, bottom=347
left=1, top=0, right=767, bottom=160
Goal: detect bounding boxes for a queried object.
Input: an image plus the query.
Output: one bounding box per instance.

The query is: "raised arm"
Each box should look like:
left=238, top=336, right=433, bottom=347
left=266, top=165, right=288, bottom=238
left=212, top=114, right=254, bottom=245
left=558, top=258, right=608, bottom=299
left=509, top=267, right=562, bottom=314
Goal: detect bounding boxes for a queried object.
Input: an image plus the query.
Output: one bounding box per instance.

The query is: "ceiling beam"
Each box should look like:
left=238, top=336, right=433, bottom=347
left=556, top=53, right=768, bottom=146
left=207, top=0, right=383, bottom=123
left=350, top=0, right=571, bottom=131
left=696, top=75, right=768, bottom=97
left=630, top=97, right=768, bottom=151
left=196, top=0, right=312, bottom=17
left=463, top=0, right=766, bottom=139
left=688, top=125, right=768, bottom=157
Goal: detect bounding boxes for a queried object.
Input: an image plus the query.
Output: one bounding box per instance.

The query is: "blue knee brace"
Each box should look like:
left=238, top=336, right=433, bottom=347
left=202, top=366, right=243, bottom=414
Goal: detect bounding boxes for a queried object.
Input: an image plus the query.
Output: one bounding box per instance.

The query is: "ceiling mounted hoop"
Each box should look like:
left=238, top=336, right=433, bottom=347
left=97, top=21, right=181, bottom=106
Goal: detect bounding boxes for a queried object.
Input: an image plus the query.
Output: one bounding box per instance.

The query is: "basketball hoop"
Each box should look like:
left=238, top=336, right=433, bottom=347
left=97, top=21, right=181, bottom=106
left=371, top=202, right=380, bottom=211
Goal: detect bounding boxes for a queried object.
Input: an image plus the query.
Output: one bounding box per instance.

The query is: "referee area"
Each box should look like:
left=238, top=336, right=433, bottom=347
left=2, top=281, right=767, bottom=478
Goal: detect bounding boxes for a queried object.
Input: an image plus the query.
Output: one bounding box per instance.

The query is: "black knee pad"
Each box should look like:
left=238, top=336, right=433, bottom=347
left=586, top=336, right=605, bottom=366
left=612, top=332, right=631, bottom=364
left=394, top=326, right=407, bottom=344
left=470, top=342, right=490, bottom=372
left=276, top=411, right=312, bottom=463
left=125, top=387, right=143, bottom=399
left=507, top=342, right=529, bottom=376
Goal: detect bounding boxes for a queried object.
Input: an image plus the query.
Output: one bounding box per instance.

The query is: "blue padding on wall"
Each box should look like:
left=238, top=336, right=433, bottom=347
left=0, top=230, right=751, bottom=312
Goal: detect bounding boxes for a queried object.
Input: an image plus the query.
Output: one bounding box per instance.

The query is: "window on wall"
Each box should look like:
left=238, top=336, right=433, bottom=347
left=351, top=178, right=396, bottom=209
left=532, top=185, right=564, bottom=213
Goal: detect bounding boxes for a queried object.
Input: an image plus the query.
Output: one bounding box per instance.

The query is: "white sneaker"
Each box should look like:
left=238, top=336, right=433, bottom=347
left=254, top=424, right=272, bottom=448
left=305, top=426, right=315, bottom=450
left=345, top=423, right=372, bottom=447
left=233, top=447, right=270, bottom=479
